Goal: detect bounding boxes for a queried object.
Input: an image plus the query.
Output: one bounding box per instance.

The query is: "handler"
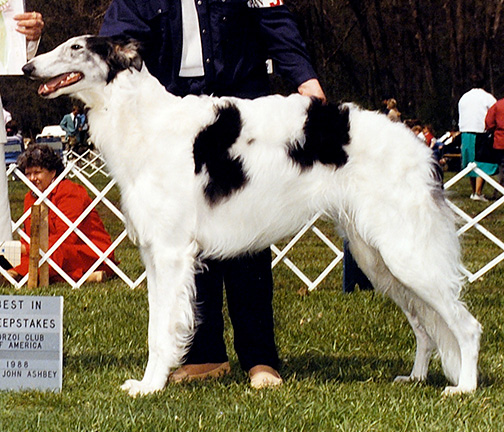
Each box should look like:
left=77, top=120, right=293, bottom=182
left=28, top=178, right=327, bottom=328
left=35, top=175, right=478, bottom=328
left=100, top=0, right=325, bottom=388
left=1, top=10, right=44, bottom=242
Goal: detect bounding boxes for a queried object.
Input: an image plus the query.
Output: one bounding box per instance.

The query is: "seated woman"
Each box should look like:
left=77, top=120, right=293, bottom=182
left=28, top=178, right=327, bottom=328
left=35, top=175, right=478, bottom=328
left=5, top=144, right=116, bottom=284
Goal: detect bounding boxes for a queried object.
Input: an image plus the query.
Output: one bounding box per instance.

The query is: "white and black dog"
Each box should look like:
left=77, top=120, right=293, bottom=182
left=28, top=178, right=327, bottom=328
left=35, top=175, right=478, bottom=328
left=23, top=36, right=481, bottom=396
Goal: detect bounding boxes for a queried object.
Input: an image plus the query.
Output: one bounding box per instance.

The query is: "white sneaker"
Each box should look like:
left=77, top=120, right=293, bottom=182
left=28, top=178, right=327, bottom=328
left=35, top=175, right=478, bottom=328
left=471, top=194, right=489, bottom=202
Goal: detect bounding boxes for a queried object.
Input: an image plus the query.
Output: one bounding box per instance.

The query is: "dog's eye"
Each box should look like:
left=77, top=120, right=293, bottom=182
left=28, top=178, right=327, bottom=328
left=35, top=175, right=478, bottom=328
left=71, top=44, right=83, bottom=50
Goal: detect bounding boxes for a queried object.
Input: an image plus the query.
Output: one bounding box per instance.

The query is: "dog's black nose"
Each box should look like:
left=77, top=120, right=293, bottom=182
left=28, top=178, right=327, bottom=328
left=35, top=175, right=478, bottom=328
left=22, top=63, right=34, bottom=76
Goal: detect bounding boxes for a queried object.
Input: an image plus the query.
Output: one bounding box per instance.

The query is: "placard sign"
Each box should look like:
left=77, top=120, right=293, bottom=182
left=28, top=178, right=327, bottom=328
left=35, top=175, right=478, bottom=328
left=0, top=295, right=63, bottom=392
left=0, top=0, right=28, bottom=75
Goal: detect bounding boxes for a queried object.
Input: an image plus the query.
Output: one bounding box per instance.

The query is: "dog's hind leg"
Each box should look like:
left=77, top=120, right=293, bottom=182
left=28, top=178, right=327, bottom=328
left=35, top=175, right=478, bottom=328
left=384, top=260, right=480, bottom=394
left=360, top=216, right=481, bottom=394
left=121, top=241, right=197, bottom=397
left=396, top=294, right=480, bottom=395
left=393, top=307, right=436, bottom=383
left=346, top=237, right=435, bottom=383
left=346, top=231, right=481, bottom=393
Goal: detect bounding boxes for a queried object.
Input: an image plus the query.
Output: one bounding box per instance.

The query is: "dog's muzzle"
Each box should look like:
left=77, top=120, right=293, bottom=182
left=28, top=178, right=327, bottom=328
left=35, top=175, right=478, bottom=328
left=22, top=62, right=35, bottom=78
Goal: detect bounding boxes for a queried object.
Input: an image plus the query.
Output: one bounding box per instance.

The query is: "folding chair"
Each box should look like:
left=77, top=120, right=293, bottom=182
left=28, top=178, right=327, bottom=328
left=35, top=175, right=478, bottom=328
left=4, top=136, right=24, bottom=166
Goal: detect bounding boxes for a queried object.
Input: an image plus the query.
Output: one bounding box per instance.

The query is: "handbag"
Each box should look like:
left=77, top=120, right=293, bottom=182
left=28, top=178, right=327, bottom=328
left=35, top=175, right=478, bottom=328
left=474, top=132, right=498, bottom=163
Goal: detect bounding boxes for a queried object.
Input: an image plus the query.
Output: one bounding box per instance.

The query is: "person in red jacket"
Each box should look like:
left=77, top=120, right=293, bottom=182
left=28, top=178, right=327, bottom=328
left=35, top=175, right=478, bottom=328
left=485, top=98, right=504, bottom=197
left=4, top=144, right=115, bottom=284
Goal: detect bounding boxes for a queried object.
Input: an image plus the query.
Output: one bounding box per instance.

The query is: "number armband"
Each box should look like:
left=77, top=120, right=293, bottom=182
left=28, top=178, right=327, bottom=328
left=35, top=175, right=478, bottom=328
left=247, top=0, right=284, bottom=8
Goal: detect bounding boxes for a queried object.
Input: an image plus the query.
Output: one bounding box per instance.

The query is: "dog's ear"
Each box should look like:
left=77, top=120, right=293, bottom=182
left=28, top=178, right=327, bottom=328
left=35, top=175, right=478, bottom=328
left=112, top=39, right=143, bottom=72
left=87, top=36, right=143, bottom=83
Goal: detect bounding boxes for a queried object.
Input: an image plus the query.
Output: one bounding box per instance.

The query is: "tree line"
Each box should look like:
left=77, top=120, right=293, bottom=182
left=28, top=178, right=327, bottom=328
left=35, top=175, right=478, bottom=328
left=1, top=0, right=503, bottom=137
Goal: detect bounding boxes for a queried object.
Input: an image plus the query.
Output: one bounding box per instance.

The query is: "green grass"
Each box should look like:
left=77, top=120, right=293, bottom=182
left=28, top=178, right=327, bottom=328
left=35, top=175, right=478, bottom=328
left=1, top=171, right=504, bottom=431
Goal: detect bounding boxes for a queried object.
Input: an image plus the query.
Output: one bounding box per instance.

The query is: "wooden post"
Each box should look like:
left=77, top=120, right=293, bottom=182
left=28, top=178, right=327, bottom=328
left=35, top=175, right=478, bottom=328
left=27, top=203, right=49, bottom=288
left=28, top=204, right=41, bottom=288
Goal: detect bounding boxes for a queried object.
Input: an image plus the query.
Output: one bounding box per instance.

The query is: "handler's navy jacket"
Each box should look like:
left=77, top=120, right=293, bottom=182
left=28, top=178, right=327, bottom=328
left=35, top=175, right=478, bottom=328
left=99, top=0, right=317, bottom=98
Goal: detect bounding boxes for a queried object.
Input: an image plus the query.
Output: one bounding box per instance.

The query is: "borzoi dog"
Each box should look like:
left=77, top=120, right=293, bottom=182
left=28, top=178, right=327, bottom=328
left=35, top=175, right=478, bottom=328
left=23, top=36, right=481, bottom=396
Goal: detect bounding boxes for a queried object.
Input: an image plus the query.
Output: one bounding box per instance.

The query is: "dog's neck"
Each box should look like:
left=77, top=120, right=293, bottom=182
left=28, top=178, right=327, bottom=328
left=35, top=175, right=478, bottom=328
left=77, top=65, right=171, bottom=110
left=74, top=87, right=108, bottom=110
left=81, top=64, right=186, bottom=180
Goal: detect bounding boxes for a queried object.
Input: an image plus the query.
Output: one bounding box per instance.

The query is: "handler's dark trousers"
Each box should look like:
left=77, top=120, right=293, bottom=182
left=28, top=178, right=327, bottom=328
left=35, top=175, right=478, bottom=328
left=183, top=248, right=279, bottom=372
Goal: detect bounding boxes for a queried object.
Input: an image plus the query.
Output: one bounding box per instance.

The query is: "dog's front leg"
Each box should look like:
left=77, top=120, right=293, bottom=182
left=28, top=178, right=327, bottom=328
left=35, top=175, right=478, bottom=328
left=121, top=242, right=197, bottom=396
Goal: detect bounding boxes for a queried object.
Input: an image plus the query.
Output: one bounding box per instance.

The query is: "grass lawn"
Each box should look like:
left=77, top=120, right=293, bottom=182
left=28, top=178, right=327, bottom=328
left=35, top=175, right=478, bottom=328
left=1, top=171, right=504, bottom=431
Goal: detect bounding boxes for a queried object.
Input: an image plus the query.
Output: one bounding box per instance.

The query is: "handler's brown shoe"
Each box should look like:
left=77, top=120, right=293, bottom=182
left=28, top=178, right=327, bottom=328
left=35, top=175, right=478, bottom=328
left=249, top=365, right=283, bottom=389
left=168, top=362, right=231, bottom=383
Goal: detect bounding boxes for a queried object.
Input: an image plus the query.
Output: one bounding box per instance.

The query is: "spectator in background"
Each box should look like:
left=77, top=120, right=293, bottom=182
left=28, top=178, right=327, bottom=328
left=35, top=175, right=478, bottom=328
left=423, top=124, right=435, bottom=148
left=59, top=106, right=80, bottom=151
left=76, top=108, right=89, bottom=152
left=5, top=120, right=22, bottom=139
left=485, top=97, right=504, bottom=198
left=0, top=145, right=116, bottom=285
left=386, top=98, right=401, bottom=122
left=411, top=124, right=427, bottom=143
left=458, top=74, right=498, bottom=201
left=430, top=139, right=446, bottom=173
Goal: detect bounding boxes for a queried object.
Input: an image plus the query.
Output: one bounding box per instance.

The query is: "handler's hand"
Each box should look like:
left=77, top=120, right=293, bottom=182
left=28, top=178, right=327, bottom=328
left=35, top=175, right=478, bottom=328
left=298, top=78, right=327, bottom=104
left=14, top=11, right=44, bottom=41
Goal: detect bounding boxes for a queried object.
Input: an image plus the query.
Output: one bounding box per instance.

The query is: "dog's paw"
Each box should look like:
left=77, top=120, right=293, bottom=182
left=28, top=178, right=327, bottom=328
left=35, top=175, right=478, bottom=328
left=393, top=375, right=424, bottom=383
left=120, top=379, right=164, bottom=397
left=442, top=385, right=476, bottom=396
left=393, top=375, right=412, bottom=383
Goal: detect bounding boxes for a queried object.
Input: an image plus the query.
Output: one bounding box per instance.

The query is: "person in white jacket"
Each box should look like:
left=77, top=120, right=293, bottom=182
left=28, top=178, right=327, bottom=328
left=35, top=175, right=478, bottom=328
left=0, top=10, right=44, bottom=241
left=458, top=75, right=498, bottom=201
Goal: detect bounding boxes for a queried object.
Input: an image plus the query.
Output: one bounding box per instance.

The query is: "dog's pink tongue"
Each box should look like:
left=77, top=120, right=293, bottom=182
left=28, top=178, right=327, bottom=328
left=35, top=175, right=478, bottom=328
left=38, top=72, right=83, bottom=96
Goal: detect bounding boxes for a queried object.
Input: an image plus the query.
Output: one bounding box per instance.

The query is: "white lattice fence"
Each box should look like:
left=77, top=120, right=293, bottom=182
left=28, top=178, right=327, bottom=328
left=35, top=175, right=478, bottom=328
left=2, top=152, right=503, bottom=289
left=271, top=212, right=343, bottom=291
left=1, top=150, right=146, bottom=289
left=444, top=162, right=504, bottom=282
left=272, top=162, right=504, bottom=289
left=65, top=148, right=110, bottom=179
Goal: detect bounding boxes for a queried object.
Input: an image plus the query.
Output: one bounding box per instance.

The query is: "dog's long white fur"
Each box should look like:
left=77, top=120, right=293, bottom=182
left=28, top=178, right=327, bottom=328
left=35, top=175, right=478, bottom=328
left=24, top=36, right=482, bottom=396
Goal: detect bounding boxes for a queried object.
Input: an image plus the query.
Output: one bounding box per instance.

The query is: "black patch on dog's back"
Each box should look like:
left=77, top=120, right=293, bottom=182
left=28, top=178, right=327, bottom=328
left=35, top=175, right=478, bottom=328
left=193, top=104, right=247, bottom=204
left=289, top=99, right=350, bottom=169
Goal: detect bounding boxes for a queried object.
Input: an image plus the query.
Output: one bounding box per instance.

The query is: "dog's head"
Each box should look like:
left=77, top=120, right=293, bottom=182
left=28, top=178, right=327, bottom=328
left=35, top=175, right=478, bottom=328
left=22, top=35, right=143, bottom=99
